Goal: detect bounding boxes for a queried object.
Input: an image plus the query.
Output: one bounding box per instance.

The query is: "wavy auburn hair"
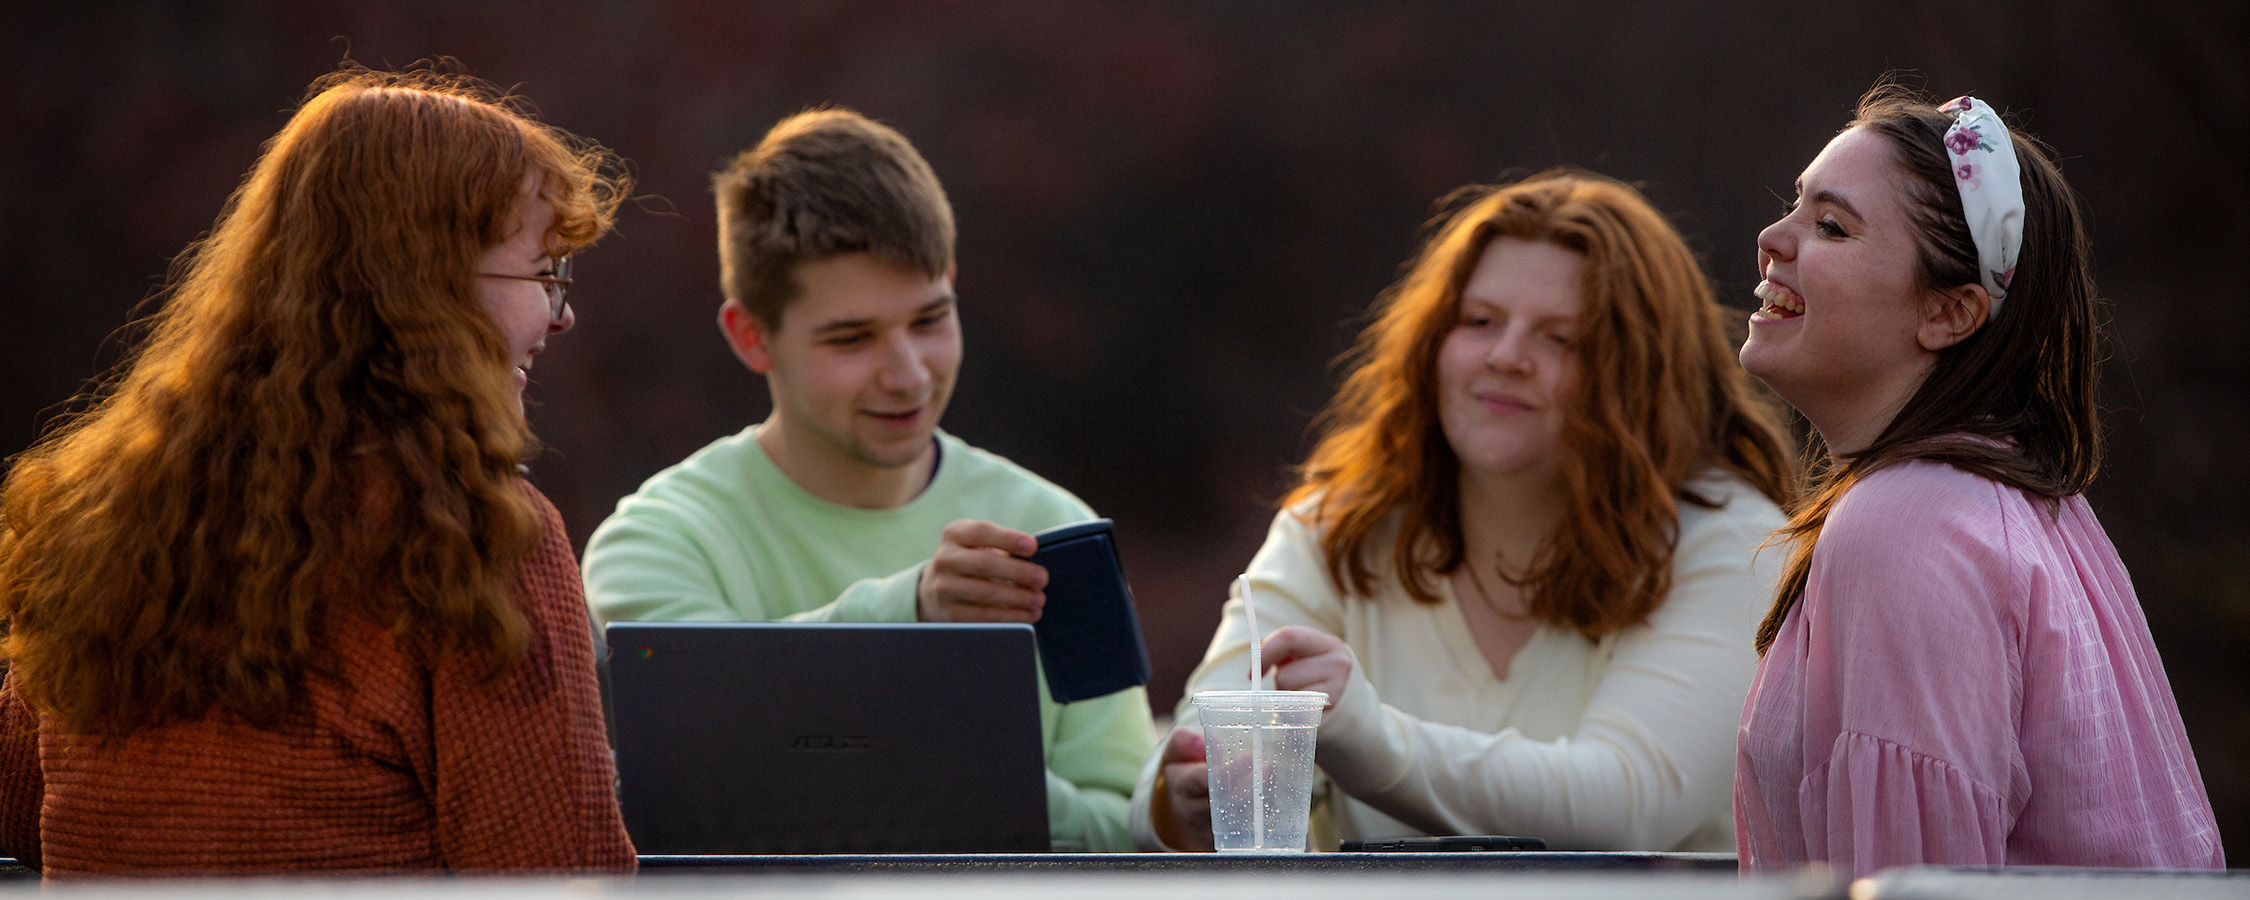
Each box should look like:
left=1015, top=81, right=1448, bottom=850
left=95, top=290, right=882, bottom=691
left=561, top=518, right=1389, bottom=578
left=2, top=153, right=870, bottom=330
left=1753, top=85, right=2100, bottom=654
left=1290, top=170, right=1795, bottom=638
left=0, top=66, right=628, bottom=734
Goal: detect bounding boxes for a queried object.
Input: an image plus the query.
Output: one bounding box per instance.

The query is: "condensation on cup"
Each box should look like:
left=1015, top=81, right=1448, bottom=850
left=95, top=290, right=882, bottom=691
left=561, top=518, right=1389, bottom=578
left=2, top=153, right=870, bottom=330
left=1192, top=689, right=1326, bottom=853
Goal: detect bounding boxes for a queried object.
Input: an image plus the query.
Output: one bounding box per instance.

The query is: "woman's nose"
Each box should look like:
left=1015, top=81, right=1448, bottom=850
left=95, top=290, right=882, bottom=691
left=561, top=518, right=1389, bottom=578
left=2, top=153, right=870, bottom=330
left=550, top=301, right=576, bottom=335
left=1484, top=327, right=1533, bottom=374
left=1756, top=216, right=1794, bottom=265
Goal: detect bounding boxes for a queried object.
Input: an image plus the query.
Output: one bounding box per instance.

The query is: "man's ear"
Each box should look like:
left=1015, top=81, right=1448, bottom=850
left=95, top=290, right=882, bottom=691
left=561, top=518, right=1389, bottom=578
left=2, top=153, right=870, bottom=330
left=718, top=299, right=777, bottom=374
left=1919, top=283, right=1992, bottom=352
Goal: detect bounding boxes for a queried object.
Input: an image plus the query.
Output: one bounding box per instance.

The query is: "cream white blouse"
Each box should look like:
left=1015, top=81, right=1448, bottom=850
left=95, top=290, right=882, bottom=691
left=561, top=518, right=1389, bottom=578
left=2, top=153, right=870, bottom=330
left=1129, top=472, right=1785, bottom=851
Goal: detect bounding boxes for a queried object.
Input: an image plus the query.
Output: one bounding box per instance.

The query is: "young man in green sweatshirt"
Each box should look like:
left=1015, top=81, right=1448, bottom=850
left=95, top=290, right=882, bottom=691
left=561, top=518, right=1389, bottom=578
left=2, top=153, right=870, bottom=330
left=581, top=109, right=1152, bottom=851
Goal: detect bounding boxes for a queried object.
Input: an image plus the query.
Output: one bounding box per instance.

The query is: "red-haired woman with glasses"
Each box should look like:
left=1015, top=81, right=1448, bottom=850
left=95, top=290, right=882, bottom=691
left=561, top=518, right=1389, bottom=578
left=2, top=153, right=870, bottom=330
left=1132, top=171, right=1796, bottom=851
left=0, top=67, right=635, bottom=874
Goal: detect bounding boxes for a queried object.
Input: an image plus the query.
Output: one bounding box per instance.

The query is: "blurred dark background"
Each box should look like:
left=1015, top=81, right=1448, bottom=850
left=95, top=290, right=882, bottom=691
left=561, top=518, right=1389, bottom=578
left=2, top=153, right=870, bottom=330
left=3, top=1, right=2243, bottom=854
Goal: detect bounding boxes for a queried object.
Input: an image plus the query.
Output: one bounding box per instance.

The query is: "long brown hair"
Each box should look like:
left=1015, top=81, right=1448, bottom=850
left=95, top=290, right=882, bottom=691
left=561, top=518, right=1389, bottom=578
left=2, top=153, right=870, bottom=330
left=1752, top=85, right=2101, bottom=653
left=0, top=66, right=628, bottom=734
left=1290, top=170, right=1795, bottom=639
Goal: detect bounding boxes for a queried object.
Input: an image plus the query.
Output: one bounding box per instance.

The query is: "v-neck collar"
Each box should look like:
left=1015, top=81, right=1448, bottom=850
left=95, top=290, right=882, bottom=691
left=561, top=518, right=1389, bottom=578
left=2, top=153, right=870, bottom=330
left=1434, top=573, right=1547, bottom=690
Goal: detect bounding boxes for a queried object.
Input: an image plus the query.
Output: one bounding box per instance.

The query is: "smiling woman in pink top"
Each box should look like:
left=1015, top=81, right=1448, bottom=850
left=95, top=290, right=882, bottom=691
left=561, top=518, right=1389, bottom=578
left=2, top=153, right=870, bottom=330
left=1733, top=84, right=2223, bottom=876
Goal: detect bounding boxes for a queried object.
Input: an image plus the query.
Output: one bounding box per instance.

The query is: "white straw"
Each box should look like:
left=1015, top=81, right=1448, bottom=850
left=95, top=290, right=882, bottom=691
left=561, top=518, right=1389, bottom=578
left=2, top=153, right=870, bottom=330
left=1237, top=574, right=1261, bottom=690
left=1236, top=574, right=1266, bottom=848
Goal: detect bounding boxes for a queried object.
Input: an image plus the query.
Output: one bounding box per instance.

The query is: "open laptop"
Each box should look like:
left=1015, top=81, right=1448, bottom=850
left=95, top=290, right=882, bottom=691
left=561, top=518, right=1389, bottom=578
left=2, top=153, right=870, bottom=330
left=605, top=622, right=1050, bottom=854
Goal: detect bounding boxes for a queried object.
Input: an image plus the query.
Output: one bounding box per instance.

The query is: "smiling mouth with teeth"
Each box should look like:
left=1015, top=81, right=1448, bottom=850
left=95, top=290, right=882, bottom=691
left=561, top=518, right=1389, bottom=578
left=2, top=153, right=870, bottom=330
left=1753, top=280, right=1805, bottom=319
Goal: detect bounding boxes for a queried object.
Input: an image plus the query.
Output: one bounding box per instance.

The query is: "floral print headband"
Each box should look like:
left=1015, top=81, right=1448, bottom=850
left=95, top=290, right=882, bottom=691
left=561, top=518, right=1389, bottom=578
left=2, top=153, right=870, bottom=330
left=1938, top=96, right=2024, bottom=313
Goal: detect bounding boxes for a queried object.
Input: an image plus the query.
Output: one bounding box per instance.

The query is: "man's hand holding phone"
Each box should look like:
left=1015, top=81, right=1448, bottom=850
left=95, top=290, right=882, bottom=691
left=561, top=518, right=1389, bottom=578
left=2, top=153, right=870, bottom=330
left=917, top=519, right=1047, bottom=623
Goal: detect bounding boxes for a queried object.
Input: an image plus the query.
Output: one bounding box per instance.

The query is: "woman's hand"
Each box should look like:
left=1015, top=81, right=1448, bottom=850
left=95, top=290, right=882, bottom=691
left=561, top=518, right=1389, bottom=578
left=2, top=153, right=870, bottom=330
left=1263, top=625, right=1353, bottom=714
left=1149, top=726, right=1214, bottom=851
left=1155, top=626, right=1351, bottom=851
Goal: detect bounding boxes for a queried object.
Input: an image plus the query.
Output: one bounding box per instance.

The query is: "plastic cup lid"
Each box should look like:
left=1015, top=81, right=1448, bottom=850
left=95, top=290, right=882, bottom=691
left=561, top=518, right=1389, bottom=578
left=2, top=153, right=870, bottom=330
left=1190, top=689, right=1329, bottom=709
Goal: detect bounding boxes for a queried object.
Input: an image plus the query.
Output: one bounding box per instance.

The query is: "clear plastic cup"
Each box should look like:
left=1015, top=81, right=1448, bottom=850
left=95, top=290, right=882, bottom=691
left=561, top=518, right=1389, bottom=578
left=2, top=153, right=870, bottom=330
left=1191, top=690, right=1326, bottom=853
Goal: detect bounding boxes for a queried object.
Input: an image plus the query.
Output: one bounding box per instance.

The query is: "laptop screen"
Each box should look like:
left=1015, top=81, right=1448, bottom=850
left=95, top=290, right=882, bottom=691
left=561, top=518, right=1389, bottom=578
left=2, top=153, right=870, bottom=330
left=606, top=622, right=1050, bottom=854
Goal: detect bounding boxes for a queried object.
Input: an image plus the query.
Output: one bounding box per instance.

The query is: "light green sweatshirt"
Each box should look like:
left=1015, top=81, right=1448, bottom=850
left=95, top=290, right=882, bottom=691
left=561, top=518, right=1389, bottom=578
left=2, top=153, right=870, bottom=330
left=583, top=426, right=1153, bottom=851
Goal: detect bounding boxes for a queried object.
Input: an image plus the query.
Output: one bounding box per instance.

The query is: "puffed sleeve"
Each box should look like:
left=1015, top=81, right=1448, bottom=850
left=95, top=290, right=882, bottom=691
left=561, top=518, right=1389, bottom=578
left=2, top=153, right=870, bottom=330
left=1789, top=463, right=2028, bottom=874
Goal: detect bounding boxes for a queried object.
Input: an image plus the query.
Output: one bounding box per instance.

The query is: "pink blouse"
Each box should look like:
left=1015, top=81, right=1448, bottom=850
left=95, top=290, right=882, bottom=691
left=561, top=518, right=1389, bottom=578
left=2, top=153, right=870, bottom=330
left=1735, top=461, right=2222, bottom=877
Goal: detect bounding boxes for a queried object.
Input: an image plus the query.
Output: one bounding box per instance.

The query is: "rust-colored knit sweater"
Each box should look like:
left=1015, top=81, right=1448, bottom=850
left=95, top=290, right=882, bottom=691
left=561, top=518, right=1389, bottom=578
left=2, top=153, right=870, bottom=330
left=0, top=484, right=636, bottom=874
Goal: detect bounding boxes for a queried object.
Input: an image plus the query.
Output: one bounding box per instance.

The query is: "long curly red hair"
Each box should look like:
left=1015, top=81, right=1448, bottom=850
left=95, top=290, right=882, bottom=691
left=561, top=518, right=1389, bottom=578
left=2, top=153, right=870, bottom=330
left=0, top=66, right=627, bottom=735
left=1290, top=170, right=1794, bottom=638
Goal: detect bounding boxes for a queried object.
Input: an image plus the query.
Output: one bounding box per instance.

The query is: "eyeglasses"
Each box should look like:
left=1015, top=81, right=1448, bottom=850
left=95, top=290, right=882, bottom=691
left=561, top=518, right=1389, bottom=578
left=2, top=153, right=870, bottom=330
left=478, top=256, right=572, bottom=321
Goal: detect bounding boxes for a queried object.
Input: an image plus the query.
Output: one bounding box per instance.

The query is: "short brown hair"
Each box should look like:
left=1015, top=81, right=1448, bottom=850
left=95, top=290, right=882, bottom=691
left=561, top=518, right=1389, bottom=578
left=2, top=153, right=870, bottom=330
left=713, top=108, right=954, bottom=326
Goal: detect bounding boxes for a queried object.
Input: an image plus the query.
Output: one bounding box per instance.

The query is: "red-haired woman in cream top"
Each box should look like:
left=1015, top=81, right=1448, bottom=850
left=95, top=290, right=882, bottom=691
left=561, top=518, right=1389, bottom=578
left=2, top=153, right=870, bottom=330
left=1133, top=171, right=1796, bottom=851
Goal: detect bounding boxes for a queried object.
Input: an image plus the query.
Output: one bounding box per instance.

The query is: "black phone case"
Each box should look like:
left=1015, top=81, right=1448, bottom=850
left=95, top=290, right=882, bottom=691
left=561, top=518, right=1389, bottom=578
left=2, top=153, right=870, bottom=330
left=1028, top=519, right=1153, bottom=703
left=1339, top=835, right=1547, bottom=852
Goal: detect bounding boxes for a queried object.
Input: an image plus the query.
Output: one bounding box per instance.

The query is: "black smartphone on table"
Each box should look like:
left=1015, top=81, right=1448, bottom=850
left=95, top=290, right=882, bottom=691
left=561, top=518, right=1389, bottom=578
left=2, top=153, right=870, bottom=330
left=1340, top=835, right=1547, bottom=852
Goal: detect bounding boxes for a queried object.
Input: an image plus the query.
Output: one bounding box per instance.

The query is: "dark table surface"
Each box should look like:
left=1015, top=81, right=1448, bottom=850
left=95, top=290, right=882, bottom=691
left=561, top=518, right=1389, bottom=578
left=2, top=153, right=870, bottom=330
left=4, top=856, right=2241, bottom=900
left=635, top=850, right=1741, bottom=873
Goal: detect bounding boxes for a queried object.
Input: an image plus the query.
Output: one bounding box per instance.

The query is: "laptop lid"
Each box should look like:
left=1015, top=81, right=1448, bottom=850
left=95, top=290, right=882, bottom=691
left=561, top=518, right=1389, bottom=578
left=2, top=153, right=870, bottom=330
left=606, top=622, right=1050, bottom=854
